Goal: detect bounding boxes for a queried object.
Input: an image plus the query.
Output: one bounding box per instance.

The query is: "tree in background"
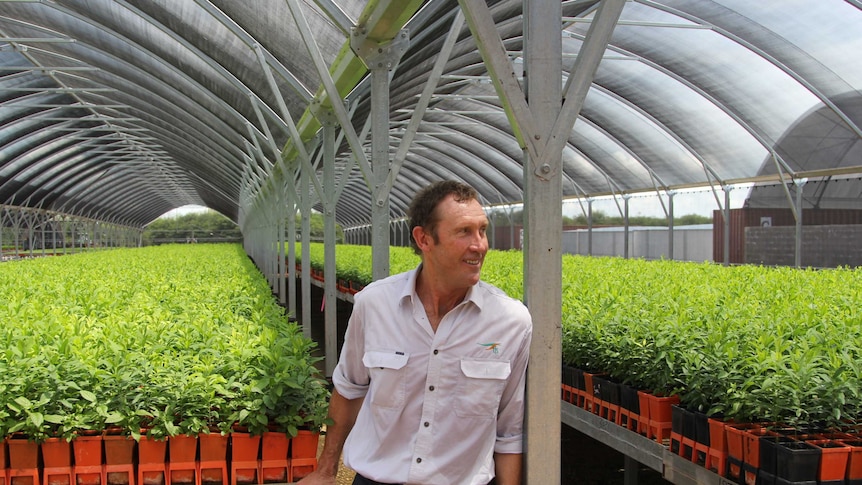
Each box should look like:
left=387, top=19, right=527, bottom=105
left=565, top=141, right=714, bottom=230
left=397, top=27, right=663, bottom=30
left=297, top=211, right=344, bottom=243
left=143, top=211, right=241, bottom=245
left=142, top=210, right=343, bottom=245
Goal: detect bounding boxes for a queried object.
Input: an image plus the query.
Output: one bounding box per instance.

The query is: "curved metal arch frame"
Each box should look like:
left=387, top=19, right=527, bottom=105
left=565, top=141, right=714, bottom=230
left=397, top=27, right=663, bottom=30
left=1, top=0, right=861, bottom=230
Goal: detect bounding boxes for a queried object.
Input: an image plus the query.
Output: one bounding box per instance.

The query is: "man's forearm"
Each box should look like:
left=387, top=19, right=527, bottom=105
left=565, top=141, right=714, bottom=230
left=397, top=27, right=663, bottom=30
left=315, top=388, right=364, bottom=476
left=493, top=452, right=522, bottom=485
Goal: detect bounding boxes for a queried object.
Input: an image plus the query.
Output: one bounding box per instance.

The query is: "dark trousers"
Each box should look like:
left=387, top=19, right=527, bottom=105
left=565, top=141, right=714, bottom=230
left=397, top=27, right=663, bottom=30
left=352, top=473, right=493, bottom=485
left=352, top=474, right=401, bottom=485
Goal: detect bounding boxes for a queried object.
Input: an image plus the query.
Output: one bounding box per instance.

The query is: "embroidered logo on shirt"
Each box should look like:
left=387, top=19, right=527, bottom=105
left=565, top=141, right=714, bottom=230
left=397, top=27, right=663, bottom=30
left=479, top=342, right=501, bottom=354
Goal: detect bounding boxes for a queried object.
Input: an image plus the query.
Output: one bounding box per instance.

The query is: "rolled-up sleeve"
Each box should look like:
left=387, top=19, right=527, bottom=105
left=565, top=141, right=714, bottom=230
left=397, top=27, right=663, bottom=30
left=331, top=296, right=370, bottom=400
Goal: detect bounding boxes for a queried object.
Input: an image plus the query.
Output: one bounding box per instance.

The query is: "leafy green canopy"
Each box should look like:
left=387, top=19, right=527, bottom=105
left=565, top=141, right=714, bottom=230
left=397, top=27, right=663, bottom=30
left=304, top=243, right=862, bottom=429
left=559, top=256, right=862, bottom=428
left=0, top=244, right=329, bottom=442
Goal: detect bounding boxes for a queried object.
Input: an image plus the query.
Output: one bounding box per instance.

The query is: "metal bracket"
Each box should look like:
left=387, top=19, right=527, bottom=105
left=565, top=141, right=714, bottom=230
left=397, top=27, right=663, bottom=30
left=308, top=98, right=339, bottom=126
left=350, top=28, right=410, bottom=71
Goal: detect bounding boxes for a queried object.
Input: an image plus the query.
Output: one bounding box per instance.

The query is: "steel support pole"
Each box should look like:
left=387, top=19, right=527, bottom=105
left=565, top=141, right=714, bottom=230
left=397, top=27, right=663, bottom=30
left=278, top=185, right=287, bottom=307
left=588, top=198, right=593, bottom=256
left=322, top=119, right=339, bottom=377
left=623, top=194, right=631, bottom=258
left=723, top=186, right=731, bottom=266
left=350, top=27, right=408, bottom=281
left=300, top=168, right=312, bottom=339
left=624, top=455, right=639, bottom=485
left=286, top=177, right=298, bottom=320
left=370, top=66, right=392, bottom=280
left=457, top=2, right=622, bottom=483
left=667, top=191, right=675, bottom=260
left=794, top=178, right=807, bottom=268
left=523, top=1, right=562, bottom=484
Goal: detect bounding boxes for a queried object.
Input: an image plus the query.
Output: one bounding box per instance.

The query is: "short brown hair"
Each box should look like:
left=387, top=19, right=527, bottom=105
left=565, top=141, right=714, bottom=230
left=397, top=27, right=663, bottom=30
left=407, top=180, right=479, bottom=255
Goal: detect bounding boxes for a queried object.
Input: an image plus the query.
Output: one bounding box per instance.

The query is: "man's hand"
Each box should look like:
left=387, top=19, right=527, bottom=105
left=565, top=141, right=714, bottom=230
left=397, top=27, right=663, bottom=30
left=296, top=389, right=364, bottom=484
left=294, top=469, right=337, bottom=484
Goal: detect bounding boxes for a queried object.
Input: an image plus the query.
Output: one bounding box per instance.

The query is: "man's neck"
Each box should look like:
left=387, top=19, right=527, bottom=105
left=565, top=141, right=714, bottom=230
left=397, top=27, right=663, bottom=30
left=416, top=266, right=468, bottom=331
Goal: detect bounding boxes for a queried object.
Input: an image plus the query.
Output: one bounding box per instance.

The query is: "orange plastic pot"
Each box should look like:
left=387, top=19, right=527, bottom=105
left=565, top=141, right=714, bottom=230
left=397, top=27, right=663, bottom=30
left=137, top=435, right=167, bottom=464
left=137, top=435, right=168, bottom=485
left=708, top=418, right=729, bottom=452
left=42, top=438, right=73, bottom=468
left=230, top=431, right=261, bottom=484
left=580, top=372, right=605, bottom=413
left=198, top=432, right=228, bottom=485
left=840, top=439, right=862, bottom=485
left=41, top=438, right=73, bottom=485
left=7, top=436, right=39, bottom=469
left=289, top=430, right=319, bottom=481
left=102, top=435, right=135, bottom=465
left=706, top=417, right=732, bottom=476
left=725, top=423, right=762, bottom=481
left=645, top=393, right=679, bottom=443
left=102, top=433, right=135, bottom=485
left=260, top=432, right=290, bottom=483
left=636, top=391, right=651, bottom=436
left=808, top=440, right=851, bottom=483
left=168, top=435, right=198, bottom=485
left=7, top=435, right=39, bottom=485
left=72, top=434, right=103, bottom=485
left=73, top=435, right=103, bottom=466
left=290, top=430, right=318, bottom=459
left=646, top=393, right=679, bottom=423
left=741, top=427, right=773, bottom=485
left=168, top=435, right=197, bottom=463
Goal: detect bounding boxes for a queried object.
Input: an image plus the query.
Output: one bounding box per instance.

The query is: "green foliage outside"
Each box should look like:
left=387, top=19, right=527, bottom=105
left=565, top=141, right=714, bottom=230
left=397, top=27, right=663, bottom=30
left=301, top=211, right=344, bottom=243
left=143, top=211, right=241, bottom=245
left=143, top=210, right=342, bottom=245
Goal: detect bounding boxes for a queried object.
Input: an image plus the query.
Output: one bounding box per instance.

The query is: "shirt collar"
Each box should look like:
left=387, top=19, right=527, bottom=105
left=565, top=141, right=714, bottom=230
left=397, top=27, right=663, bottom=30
left=400, top=263, right=485, bottom=311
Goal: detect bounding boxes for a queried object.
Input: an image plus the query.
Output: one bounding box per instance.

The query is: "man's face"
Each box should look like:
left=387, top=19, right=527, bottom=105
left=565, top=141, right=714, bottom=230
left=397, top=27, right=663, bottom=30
left=423, top=195, right=489, bottom=289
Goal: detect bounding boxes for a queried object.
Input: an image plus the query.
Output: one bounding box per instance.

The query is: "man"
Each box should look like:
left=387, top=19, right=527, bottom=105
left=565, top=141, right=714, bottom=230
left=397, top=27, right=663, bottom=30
left=299, top=180, right=533, bottom=485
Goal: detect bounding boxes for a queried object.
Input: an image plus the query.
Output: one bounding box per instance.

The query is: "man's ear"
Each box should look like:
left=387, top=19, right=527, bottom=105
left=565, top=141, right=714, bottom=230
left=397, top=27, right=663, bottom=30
left=413, top=225, right=431, bottom=251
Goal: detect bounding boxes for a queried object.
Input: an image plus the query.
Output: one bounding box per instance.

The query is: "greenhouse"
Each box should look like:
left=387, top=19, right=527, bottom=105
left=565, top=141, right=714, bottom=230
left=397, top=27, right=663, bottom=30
left=2, top=1, right=862, bottom=484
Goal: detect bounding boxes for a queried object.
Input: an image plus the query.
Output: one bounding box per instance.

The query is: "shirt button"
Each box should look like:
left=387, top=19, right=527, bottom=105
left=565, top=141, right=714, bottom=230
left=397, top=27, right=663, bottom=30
left=416, top=458, right=422, bottom=463
left=429, top=385, right=435, bottom=391
left=433, top=349, right=439, bottom=355
left=424, top=421, right=430, bottom=427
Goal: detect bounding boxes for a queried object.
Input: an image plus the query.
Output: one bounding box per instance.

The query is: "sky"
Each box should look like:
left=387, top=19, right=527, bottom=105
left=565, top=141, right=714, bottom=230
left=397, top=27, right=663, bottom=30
left=158, top=185, right=753, bottom=222
left=158, top=204, right=211, bottom=219
left=567, top=185, right=752, bottom=219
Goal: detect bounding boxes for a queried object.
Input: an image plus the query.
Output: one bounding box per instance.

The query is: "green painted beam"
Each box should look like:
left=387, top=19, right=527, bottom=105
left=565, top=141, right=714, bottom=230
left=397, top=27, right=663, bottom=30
left=279, top=0, right=425, bottom=169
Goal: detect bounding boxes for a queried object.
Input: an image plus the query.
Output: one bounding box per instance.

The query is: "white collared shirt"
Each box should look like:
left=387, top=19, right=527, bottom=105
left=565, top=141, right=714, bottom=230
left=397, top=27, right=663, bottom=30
left=332, top=266, right=533, bottom=485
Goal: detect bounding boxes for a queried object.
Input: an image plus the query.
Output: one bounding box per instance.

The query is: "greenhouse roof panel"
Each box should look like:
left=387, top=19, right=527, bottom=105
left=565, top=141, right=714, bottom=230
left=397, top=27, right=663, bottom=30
left=0, top=0, right=860, bottom=227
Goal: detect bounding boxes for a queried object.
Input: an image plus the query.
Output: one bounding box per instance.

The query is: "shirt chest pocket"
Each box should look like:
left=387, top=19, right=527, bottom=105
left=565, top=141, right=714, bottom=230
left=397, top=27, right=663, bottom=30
left=454, top=358, right=511, bottom=418
left=363, top=350, right=410, bottom=409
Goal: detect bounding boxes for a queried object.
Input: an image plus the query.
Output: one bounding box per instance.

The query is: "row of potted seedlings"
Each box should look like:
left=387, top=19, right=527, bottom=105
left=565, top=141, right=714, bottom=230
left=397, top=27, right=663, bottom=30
left=720, top=422, right=862, bottom=485
left=0, top=428, right=319, bottom=485
left=299, top=265, right=364, bottom=295
left=1, top=245, right=331, bottom=485
left=562, top=365, right=862, bottom=485
left=297, top=244, right=862, bottom=484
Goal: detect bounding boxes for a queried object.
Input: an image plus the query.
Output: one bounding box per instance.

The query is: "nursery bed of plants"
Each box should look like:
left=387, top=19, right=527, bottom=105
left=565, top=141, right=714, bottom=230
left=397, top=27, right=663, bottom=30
left=302, top=243, right=861, bottom=429
left=0, top=243, right=329, bottom=443
left=304, top=243, right=862, bottom=483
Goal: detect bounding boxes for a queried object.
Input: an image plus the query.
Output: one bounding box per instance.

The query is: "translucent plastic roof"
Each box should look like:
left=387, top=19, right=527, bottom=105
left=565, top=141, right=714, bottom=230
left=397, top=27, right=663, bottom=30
left=2, top=0, right=861, bottom=228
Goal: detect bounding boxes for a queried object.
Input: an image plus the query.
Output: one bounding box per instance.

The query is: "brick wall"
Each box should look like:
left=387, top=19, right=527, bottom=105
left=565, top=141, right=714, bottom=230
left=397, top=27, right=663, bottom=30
left=744, top=224, right=862, bottom=268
